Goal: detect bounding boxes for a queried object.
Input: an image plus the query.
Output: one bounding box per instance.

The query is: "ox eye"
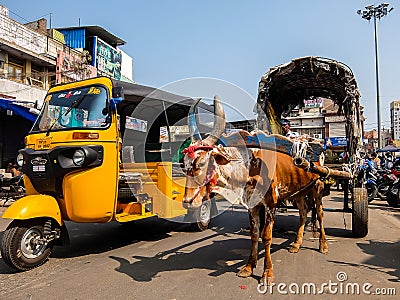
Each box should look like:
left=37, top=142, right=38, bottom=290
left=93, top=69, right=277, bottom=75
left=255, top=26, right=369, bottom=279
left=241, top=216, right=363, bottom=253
left=198, top=161, right=206, bottom=168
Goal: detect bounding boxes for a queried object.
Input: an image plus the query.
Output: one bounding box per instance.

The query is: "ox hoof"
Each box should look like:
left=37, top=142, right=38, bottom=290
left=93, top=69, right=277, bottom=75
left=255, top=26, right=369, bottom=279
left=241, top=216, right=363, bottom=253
left=289, top=242, right=301, bottom=253
left=319, top=240, right=329, bottom=254
left=237, top=266, right=253, bottom=278
left=260, top=273, right=274, bottom=285
left=319, top=246, right=329, bottom=254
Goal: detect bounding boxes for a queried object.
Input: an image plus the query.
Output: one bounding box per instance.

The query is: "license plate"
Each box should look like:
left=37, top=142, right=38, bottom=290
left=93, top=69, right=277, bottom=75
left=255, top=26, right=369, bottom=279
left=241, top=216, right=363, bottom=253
left=35, top=137, right=52, bottom=150
left=33, top=165, right=46, bottom=172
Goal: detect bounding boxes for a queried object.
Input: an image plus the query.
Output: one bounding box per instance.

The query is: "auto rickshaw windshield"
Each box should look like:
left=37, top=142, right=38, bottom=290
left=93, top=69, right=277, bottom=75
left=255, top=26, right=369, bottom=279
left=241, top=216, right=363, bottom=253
left=31, top=86, right=111, bottom=133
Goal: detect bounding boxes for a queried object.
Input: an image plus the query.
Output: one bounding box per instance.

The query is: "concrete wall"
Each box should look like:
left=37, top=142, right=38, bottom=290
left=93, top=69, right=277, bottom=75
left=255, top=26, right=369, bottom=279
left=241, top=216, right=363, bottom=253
left=0, top=78, right=46, bottom=107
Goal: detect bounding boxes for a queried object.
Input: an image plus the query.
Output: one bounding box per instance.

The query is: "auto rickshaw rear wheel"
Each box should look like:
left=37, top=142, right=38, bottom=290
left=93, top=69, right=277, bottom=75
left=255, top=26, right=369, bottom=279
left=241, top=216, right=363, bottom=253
left=1, top=219, right=53, bottom=271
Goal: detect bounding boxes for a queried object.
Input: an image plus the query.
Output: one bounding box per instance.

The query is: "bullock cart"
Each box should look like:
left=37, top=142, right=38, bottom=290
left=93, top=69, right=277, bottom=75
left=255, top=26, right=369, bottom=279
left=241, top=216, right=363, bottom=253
left=255, top=56, right=368, bottom=237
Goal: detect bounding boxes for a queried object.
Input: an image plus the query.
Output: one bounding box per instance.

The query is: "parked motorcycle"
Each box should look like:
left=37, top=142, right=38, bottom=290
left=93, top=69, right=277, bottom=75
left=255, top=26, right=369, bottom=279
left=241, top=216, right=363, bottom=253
left=356, top=161, right=378, bottom=202
left=376, top=168, right=399, bottom=201
left=386, top=176, right=400, bottom=208
left=0, top=174, right=25, bottom=206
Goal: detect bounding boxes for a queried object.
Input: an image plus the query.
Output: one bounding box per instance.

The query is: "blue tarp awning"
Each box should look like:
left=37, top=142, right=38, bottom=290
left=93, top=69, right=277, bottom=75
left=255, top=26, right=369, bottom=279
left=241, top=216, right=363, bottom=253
left=0, top=98, right=38, bottom=122
left=377, top=144, right=400, bottom=153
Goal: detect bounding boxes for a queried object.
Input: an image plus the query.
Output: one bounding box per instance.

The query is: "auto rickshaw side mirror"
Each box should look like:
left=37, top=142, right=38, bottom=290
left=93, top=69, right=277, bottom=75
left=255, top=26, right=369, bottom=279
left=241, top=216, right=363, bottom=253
left=110, top=86, right=124, bottom=111
left=112, top=86, right=124, bottom=99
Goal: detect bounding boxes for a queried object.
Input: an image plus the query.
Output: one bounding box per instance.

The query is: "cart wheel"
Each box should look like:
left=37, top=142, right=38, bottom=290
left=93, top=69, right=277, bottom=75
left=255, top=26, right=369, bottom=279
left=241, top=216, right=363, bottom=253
left=195, top=200, right=211, bottom=231
left=1, top=219, right=53, bottom=271
left=352, top=188, right=368, bottom=238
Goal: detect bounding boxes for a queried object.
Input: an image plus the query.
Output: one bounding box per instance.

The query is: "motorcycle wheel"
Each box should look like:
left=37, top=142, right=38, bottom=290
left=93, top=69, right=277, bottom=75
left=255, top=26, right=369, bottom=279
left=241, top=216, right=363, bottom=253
left=1, top=219, right=53, bottom=271
left=377, top=183, right=389, bottom=200
left=387, top=194, right=400, bottom=208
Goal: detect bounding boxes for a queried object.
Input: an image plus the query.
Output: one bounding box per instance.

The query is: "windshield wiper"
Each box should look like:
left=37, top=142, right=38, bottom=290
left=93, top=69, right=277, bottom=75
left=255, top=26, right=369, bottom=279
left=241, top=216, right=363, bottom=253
left=46, top=95, right=86, bottom=136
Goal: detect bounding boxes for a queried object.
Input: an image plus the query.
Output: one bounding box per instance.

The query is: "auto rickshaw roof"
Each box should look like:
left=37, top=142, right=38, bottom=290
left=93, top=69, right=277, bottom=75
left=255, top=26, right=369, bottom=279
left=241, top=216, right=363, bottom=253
left=112, top=79, right=213, bottom=117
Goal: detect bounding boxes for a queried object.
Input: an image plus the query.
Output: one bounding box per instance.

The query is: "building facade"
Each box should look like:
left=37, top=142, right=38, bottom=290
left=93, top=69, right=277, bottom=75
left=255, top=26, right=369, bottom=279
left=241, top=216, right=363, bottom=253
left=0, top=5, right=133, bottom=167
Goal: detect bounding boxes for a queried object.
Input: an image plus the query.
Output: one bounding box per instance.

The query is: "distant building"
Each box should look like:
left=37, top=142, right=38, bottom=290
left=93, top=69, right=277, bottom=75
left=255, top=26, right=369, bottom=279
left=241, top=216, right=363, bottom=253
left=227, top=119, right=256, bottom=132
left=56, top=26, right=134, bottom=84
left=364, top=128, right=391, bottom=150
left=390, top=100, right=400, bottom=141
left=0, top=4, right=133, bottom=166
left=283, top=97, right=358, bottom=148
left=230, top=97, right=363, bottom=151
left=285, top=97, right=325, bottom=140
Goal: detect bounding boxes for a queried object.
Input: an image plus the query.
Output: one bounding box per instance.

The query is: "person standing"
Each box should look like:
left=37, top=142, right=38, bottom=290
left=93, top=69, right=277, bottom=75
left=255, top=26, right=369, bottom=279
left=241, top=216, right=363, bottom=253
left=281, top=119, right=299, bottom=138
left=370, top=152, right=381, bottom=169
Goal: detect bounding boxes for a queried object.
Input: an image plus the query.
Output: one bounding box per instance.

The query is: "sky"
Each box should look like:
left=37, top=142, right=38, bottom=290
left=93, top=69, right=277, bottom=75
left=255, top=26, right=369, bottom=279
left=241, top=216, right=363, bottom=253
left=1, top=0, right=400, bottom=129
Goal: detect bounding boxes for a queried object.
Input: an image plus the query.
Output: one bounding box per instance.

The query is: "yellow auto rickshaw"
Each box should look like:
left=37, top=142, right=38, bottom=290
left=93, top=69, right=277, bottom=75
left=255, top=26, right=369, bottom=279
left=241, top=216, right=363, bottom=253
left=0, top=76, right=215, bottom=271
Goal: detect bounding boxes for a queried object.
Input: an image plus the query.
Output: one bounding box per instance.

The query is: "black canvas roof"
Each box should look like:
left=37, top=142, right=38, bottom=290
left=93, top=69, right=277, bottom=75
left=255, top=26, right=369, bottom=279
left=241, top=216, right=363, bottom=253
left=257, top=56, right=361, bottom=117
left=111, top=79, right=213, bottom=119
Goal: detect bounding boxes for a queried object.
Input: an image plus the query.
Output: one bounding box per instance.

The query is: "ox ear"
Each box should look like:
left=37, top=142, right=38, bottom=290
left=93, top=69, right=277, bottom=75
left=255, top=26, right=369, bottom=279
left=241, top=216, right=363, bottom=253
left=212, top=151, right=230, bottom=165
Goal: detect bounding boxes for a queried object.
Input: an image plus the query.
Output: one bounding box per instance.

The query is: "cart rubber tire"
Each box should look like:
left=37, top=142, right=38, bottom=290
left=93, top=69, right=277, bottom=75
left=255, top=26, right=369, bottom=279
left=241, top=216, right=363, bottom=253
left=1, top=219, right=52, bottom=271
left=352, top=188, right=369, bottom=238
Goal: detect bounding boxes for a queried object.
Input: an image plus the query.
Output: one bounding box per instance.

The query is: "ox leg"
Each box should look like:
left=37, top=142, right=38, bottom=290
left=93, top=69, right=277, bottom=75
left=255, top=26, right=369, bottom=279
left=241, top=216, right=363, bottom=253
left=314, top=182, right=329, bottom=254
left=260, top=205, right=276, bottom=285
left=316, top=198, right=328, bottom=253
left=289, top=197, right=307, bottom=253
left=311, top=205, right=318, bottom=238
left=237, top=206, right=262, bottom=278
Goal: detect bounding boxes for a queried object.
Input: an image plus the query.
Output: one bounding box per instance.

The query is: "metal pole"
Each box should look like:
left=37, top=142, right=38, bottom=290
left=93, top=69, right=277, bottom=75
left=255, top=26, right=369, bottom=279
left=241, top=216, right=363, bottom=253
left=374, top=14, right=382, bottom=149
left=357, top=3, right=393, bottom=149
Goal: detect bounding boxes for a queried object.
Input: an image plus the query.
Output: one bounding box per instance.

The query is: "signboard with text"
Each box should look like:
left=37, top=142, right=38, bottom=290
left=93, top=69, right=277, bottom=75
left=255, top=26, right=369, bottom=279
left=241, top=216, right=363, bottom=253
left=93, top=37, right=122, bottom=80
left=304, top=97, right=323, bottom=108
left=326, top=137, right=347, bottom=147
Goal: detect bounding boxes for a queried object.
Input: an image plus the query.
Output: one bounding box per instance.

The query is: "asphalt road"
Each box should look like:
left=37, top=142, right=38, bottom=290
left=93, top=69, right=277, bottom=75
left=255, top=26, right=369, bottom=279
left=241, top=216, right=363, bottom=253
left=0, top=191, right=399, bottom=300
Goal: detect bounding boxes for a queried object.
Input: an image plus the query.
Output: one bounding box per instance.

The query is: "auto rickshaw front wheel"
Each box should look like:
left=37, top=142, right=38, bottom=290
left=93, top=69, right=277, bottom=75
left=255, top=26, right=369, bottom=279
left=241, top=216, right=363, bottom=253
left=1, top=219, right=53, bottom=271
left=183, top=199, right=214, bottom=231
left=195, top=200, right=211, bottom=231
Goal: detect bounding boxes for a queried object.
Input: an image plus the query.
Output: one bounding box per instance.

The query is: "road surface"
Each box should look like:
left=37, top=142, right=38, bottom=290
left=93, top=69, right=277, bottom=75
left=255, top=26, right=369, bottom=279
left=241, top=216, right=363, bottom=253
left=0, top=191, right=399, bottom=299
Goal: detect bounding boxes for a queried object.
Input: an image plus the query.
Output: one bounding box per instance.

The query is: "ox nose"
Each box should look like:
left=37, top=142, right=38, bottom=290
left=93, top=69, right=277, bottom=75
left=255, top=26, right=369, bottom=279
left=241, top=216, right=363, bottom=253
left=182, top=198, right=193, bottom=209
left=182, top=197, right=192, bottom=204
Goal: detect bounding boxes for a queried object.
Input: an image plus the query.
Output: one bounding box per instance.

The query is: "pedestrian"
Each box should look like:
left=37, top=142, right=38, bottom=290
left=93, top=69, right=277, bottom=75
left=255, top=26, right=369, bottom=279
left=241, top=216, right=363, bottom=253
left=281, top=119, right=299, bottom=138
left=370, top=152, right=381, bottom=169
left=385, top=152, right=394, bottom=169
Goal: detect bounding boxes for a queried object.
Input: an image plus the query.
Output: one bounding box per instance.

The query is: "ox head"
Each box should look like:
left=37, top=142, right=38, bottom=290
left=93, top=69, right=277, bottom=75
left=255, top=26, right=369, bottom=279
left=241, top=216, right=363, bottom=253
left=182, top=96, right=229, bottom=209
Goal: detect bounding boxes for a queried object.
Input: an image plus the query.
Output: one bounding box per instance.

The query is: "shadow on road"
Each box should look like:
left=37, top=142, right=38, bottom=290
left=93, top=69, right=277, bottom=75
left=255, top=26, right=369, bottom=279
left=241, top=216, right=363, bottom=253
left=329, top=239, right=400, bottom=283
left=108, top=211, right=327, bottom=282
left=0, top=201, right=354, bottom=276
left=109, top=231, right=295, bottom=282
left=52, top=217, right=196, bottom=259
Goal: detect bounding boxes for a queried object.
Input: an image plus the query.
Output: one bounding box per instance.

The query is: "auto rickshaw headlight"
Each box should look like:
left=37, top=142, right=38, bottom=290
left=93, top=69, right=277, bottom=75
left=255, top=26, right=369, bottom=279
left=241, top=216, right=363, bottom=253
left=72, top=149, right=86, bottom=166
left=17, top=153, right=24, bottom=167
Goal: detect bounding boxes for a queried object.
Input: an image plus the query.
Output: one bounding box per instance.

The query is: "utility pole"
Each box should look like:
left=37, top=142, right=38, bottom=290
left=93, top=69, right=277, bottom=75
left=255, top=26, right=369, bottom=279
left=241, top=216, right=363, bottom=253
left=357, top=3, right=393, bottom=149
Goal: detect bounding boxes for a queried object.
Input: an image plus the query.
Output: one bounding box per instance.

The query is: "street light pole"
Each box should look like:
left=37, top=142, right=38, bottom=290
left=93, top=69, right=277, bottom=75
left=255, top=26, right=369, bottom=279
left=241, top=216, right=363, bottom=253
left=373, top=10, right=382, bottom=149
left=357, top=3, right=393, bottom=149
